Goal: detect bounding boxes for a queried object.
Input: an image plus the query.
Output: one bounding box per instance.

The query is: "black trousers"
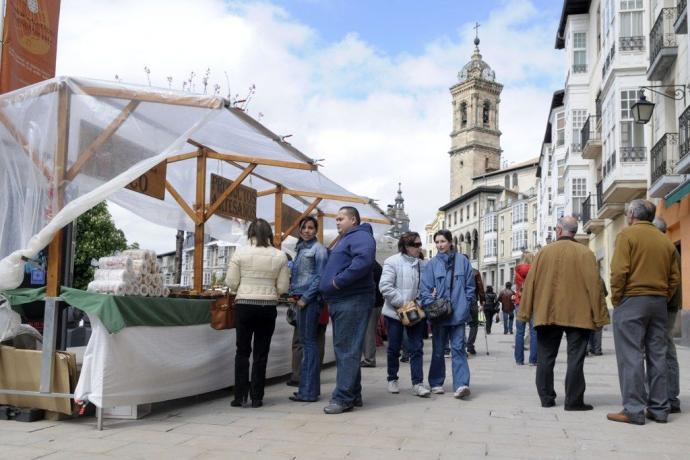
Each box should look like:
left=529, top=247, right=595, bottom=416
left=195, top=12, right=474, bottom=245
left=535, top=325, right=589, bottom=407
left=234, top=304, right=277, bottom=402
left=484, top=309, right=498, bottom=333
left=466, top=304, right=479, bottom=350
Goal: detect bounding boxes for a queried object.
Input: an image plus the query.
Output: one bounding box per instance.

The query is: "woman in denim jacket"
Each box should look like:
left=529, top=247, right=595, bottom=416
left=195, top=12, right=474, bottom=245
left=420, top=229, right=476, bottom=399
left=288, top=216, right=328, bottom=402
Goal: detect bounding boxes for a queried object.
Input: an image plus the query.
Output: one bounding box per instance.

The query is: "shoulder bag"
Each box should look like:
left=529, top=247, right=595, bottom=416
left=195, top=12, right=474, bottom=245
left=426, top=256, right=455, bottom=321
left=210, top=293, right=236, bottom=330
left=397, top=263, right=425, bottom=327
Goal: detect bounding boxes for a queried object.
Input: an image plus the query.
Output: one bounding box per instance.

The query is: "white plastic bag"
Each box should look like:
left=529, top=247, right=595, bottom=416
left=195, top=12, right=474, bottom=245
left=0, top=294, right=22, bottom=342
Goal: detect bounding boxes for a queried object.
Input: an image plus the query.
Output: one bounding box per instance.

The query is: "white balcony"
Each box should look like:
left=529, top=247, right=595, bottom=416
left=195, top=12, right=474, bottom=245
left=598, top=154, right=648, bottom=219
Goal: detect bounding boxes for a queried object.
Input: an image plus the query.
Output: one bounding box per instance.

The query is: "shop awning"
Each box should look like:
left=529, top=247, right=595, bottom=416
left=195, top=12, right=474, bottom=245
left=665, top=178, right=690, bottom=207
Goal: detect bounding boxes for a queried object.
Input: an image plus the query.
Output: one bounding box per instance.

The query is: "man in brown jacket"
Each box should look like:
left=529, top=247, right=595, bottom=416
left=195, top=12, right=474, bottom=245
left=498, top=282, right=515, bottom=334
left=518, top=216, right=609, bottom=411
left=607, top=200, right=680, bottom=425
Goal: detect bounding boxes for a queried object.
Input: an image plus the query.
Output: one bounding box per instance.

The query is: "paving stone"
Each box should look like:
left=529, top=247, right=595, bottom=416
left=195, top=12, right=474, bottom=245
left=0, top=443, right=55, bottom=459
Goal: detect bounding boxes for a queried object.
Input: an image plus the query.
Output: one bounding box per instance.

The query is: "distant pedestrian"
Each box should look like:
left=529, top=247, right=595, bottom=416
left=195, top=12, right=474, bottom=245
left=517, top=216, right=610, bottom=411
left=482, top=285, right=499, bottom=334
left=606, top=201, right=680, bottom=425
left=465, top=267, right=485, bottom=355
left=319, top=206, right=376, bottom=414
left=587, top=278, right=607, bottom=356
left=514, top=251, right=537, bottom=366
left=420, top=230, right=476, bottom=399
left=361, top=260, right=384, bottom=367
left=653, top=217, right=683, bottom=415
left=499, top=282, right=515, bottom=334
left=379, top=232, right=431, bottom=397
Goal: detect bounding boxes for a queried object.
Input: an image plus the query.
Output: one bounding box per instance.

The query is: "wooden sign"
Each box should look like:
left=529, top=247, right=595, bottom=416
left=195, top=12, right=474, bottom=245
left=282, top=203, right=302, bottom=239
left=210, top=173, right=257, bottom=221
left=125, top=162, right=167, bottom=200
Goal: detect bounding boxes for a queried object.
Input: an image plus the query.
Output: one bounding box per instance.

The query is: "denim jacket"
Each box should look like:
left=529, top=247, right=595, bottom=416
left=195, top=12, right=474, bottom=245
left=420, top=252, right=475, bottom=326
left=290, top=238, right=328, bottom=304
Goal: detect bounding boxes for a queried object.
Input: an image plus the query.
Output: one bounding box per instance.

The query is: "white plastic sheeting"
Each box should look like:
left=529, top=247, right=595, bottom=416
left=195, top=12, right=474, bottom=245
left=0, top=77, right=390, bottom=290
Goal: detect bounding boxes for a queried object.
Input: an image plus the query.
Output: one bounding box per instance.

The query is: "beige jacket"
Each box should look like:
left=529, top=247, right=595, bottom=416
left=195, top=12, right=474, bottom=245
left=517, top=238, right=610, bottom=330
left=225, top=244, right=290, bottom=302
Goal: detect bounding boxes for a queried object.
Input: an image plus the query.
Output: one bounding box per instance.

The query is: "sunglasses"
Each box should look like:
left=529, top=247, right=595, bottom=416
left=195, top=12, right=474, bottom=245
left=408, top=242, right=423, bottom=248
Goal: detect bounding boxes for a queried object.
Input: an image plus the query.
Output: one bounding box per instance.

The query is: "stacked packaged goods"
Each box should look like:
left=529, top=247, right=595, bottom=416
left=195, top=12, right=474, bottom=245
left=86, top=250, right=169, bottom=297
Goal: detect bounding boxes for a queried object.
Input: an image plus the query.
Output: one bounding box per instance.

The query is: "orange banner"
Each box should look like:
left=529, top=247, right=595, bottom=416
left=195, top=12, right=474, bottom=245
left=0, top=0, right=61, bottom=94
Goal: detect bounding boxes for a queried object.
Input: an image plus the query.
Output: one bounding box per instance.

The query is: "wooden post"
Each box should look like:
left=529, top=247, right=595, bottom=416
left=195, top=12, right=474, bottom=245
left=274, top=186, right=283, bottom=248
left=317, top=211, right=324, bottom=244
left=193, top=148, right=206, bottom=292
left=46, top=84, right=71, bottom=297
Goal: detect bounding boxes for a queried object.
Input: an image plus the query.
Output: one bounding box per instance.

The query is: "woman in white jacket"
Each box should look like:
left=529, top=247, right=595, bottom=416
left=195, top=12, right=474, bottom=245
left=226, top=219, right=290, bottom=408
left=379, top=232, right=431, bottom=397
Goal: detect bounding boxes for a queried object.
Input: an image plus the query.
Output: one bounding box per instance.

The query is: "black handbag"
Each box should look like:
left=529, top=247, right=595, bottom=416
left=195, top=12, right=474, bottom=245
left=426, top=255, right=455, bottom=321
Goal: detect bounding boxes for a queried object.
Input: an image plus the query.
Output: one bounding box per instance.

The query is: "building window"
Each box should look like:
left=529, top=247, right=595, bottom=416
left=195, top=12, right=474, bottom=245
left=485, top=157, right=489, bottom=170
left=473, top=202, right=477, bottom=217
left=620, top=90, right=645, bottom=161
left=454, top=211, right=457, bottom=226
left=466, top=205, right=470, bottom=220
left=573, top=32, right=587, bottom=73
left=512, top=202, right=528, bottom=224
left=484, top=215, right=497, bottom=233
left=500, top=216, right=505, bottom=231
left=556, top=112, right=565, bottom=146
left=512, top=173, right=518, bottom=189
left=483, top=101, right=490, bottom=127
left=500, top=241, right=504, bottom=257
left=557, top=159, right=565, bottom=194
left=484, top=238, right=497, bottom=258
left=532, top=204, right=538, bottom=222
left=504, top=175, right=510, bottom=188
left=571, top=177, right=587, bottom=218
left=619, top=0, right=644, bottom=50
left=487, top=198, right=495, bottom=212
left=460, top=102, right=468, bottom=127
left=571, top=109, right=587, bottom=151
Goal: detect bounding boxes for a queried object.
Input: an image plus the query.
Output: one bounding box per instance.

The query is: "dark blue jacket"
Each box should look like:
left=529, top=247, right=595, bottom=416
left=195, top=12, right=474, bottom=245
left=319, top=223, right=376, bottom=301
left=420, top=251, right=475, bottom=326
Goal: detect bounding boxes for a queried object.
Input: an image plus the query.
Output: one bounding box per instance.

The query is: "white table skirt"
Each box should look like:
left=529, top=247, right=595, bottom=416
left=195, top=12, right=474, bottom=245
left=75, top=308, right=334, bottom=408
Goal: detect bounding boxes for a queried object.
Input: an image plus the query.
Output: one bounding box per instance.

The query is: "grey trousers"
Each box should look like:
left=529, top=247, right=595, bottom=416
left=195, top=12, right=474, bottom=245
left=613, top=296, right=669, bottom=422
left=666, top=310, right=681, bottom=410
left=362, top=307, right=382, bottom=364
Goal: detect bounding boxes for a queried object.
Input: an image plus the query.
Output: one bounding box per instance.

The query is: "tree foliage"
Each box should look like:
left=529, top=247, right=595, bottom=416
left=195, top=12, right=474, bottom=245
left=73, top=202, right=128, bottom=290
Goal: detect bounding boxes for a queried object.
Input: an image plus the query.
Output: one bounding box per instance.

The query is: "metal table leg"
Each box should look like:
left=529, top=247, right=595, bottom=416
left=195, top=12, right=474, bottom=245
left=96, top=406, right=103, bottom=431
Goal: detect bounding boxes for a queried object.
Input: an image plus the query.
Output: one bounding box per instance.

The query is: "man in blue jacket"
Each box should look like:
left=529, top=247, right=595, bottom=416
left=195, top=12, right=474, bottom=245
left=319, top=206, right=376, bottom=414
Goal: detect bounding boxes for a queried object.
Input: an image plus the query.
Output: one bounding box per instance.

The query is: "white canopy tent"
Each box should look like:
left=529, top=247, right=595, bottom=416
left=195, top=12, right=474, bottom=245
left=0, top=77, right=392, bottom=292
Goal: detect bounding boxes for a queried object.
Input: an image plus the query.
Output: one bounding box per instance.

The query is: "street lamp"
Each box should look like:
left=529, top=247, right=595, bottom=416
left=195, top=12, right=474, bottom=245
left=630, top=85, right=687, bottom=125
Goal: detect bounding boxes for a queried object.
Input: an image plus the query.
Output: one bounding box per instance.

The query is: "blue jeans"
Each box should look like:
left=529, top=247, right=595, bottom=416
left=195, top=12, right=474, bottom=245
left=296, top=300, right=322, bottom=400
left=385, top=316, right=425, bottom=385
left=328, top=292, right=373, bottom=407
left=515, top=318, right=537, bottom=364
left=429, top=322, right=470, bottom=391
left=503, top=311, right=514, bottom=333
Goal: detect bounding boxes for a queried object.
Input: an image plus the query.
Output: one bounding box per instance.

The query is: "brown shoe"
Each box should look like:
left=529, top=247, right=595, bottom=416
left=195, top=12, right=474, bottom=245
left=607, top=411, right=644, bottom=425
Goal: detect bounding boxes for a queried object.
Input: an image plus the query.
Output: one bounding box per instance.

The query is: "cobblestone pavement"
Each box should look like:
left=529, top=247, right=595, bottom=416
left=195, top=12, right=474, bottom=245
left=1, top=326, right=689, bottom=459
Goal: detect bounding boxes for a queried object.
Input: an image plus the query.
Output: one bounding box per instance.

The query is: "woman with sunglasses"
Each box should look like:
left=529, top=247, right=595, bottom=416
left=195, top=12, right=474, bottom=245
left=379, top=232, right=431, bottom=397
left=420, top=229, right=476, bottom=399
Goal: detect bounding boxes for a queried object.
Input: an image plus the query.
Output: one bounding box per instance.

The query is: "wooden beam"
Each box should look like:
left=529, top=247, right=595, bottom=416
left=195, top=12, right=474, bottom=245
left=46, top=85, right=71, bottom=297
left=0, top=108, right=52, bottom=180
left=166, top=151, right=200, bottom=164
left=323, top=213, right=392, bottom=225
left=205, top=150, right=316, bottom=171
left=0, top=81, right=59, bottom=109
left=284, top=189, right=371, bottom=204
left=165, top=180, right=199, bottom=225
left=281, top=198, right=322, bottom=242
left=194, top=149, right=207, bottom=292
left=328, top=235, right=341, bottom=250
left=274, top=185, right=284, bottom=248
left=205, top=163, right=257, bottom=220
left=257, top=187, right=279, bottom=197
left=65, top=100, right=140, bottom=181
left=78, top=85, right=224, bottom=109
left=317, top=211, right=324, bottom=244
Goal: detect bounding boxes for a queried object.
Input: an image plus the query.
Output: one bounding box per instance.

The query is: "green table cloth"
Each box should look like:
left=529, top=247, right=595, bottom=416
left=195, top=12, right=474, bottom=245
left=1, top=287, right=214, bottom=334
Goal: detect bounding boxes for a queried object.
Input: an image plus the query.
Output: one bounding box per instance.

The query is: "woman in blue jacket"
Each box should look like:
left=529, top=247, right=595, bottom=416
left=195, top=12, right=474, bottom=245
left=288, top=216, right=328, bottom=402
left=420, top=229, right=476, bottom=399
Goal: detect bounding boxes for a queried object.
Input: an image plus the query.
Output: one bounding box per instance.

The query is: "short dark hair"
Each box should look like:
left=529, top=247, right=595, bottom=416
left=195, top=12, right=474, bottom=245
left=247, top=218, right=274, bottom=248
left=486, top=285, right=494, bottom=293
left=398, top=231, right=421, bottom=253
left=505, top=282, right=512, bottom=289
left=433, top=229, right=453, bottom=248
left=339, top=206, right=361, bottom=225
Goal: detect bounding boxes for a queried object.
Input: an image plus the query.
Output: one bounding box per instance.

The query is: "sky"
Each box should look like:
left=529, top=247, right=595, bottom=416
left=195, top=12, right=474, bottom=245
left=56, top=0, right=566, bottom=253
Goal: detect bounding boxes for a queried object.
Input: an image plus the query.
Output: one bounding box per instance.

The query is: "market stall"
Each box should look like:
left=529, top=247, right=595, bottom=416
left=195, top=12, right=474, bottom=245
left=0, top=77, right=390, bottom=425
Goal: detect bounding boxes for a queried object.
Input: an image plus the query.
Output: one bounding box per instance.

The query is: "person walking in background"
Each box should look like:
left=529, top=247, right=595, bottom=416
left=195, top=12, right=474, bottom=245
left=465, top=267, right=485, bottom=355
left=483, top=285, right=499, bottom=334
left=607, top=200, right=680, bottom=425
left=361, top=260, right=384, bottom=367
left=420, top=230, right=476, bottom=399
left=518, top=216, right=609, bottom=411
left=653, top=217, right=682, bottom=414
left=319, top=206, right=376, bottom=414
left=514, top=251, right=537, bottom=366
left=587, top=278, right=607, bottom=357
left=226, top=219, right=290, bottom=408
left=499, top=282, right=515, bottom=334
left=289, top=216, right=328, bottom=403
left=379, top=232, right=431, bottom=397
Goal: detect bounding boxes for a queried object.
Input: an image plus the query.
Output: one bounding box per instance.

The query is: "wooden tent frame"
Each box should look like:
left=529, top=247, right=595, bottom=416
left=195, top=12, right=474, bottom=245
left=0, top=80, right=392, bottom=423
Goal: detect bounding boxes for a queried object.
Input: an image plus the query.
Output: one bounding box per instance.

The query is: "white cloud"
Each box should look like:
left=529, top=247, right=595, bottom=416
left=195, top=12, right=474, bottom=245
left=57, top=0, right=562, bottom=252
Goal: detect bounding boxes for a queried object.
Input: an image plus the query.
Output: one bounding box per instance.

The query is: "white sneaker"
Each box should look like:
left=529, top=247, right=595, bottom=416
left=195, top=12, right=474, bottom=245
left=388, top=380, right=400, bottom=394
left=413, top=384, right=431, bottom=397
left=431, top=386, right=445, bottom=394
left=454, top=386, right=471, bottom=399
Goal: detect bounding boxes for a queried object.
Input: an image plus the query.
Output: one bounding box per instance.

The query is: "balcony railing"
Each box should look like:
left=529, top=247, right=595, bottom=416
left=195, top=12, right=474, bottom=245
left=620, top=146, right=646, bottom=162
left=581, top=115, right=601, bottom=147
left=680, top=105, right=690, bottom=160
left=581, top=194, right=596, bottom=226
left=619, top=36, right=645, bottom=51
left=651, top=133, right=679, bottom=184
left=650, top=8, right=678, bottom=67
left=572, top=64, right=587, bottom=73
